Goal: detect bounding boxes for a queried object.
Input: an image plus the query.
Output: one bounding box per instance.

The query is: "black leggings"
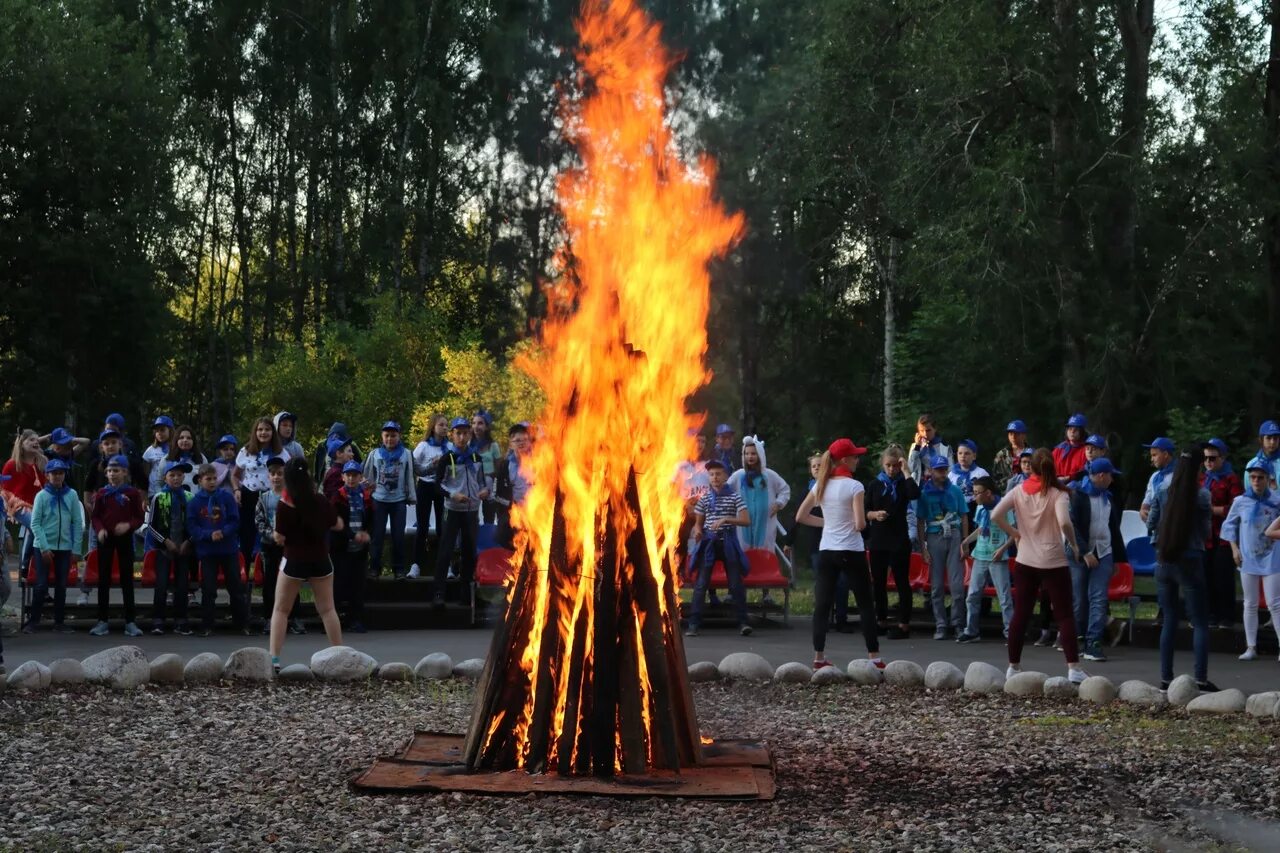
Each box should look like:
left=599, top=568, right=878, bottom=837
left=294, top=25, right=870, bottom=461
left=98, top=533, right=136, bottom=623
left=813, top=550, right=879, bottom=655
left=869, top=548, right=912, bottom=626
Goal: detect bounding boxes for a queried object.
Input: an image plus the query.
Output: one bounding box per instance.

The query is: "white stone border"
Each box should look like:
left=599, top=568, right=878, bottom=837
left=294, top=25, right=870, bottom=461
left=4, top=647, right=1279, bottom=720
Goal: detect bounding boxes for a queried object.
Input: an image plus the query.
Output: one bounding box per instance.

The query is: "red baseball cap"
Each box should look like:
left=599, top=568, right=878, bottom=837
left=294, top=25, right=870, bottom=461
left=828, top=438, right=867, bottom=459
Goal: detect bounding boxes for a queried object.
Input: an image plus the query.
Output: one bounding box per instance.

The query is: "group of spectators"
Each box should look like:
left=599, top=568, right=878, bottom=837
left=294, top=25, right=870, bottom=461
left=678, top=415, right=1280, bottom=690
left=0, top=410, right=534, bottom=675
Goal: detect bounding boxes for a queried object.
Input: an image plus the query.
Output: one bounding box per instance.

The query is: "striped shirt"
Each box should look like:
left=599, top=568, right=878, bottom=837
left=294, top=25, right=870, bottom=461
left=695, top=487, right=745, bottom=536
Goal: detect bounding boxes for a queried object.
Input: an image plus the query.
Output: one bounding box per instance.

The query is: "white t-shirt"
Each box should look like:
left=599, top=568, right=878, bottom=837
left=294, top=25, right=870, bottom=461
left=236, top=445, right=294, bottom=493
left=142, top=445, right=169, bottom=496
left=816, top=477, right=865, bottom=552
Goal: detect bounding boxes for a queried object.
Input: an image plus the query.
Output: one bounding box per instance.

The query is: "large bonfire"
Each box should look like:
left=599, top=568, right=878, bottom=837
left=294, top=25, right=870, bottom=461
left=462, top=0, right=743, bottom=776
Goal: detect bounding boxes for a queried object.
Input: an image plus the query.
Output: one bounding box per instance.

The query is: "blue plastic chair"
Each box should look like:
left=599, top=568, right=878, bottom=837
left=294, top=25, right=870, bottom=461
left=1125, top=535, right=1158, bottom=576
left=476, top=523, right=499, bottom=552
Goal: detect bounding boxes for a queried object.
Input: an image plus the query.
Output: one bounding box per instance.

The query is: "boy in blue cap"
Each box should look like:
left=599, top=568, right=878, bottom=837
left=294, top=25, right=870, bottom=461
left=88, top=455, right=146, bottom=637
left=948, top=439, right=989, bottom=521
left=363, top=421, right=416, bottom=579
left=433, top=418, right=489, bottom=604
left=187, top=462, right=251, bottom=636
left=992, top=420, right=1029, bottom=493
left=147, top=460, right=194, bottom=635
left=212, top=435, right=240, bottom=493
left=917, top=454, right=969, bottom=639
left=331, top=460, right=372, bottom=632
left=1068, top=458, right=1126, bottom=661
left=1201, top=437, right=1243, bottom=628
left=1140, top=436, right=1176, bottom=526
left=312, top=421, right=363, bottom=486
left=712, top=424, right=738, bottom=472
left=322, top=436, right=355, bottom=499
left=23, top=458, right=83, bottom=634
left=1250, top=420, right=1280, bottom=485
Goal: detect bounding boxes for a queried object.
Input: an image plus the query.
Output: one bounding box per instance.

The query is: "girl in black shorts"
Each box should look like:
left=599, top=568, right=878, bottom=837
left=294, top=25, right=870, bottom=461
left=269, top=458, right=346, bottom=672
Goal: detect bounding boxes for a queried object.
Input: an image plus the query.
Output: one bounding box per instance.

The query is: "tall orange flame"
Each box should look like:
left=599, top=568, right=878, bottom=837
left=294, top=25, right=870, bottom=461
left=477, top=0, right=741, bottom=773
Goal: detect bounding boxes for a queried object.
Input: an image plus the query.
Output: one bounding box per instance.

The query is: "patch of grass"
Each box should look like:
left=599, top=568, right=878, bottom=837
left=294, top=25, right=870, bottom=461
left=1017, top=713, right=1102, bottom=727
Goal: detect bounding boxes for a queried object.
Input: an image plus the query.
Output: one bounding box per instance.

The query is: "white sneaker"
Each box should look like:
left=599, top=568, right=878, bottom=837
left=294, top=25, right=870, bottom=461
left=1005, top=665, right=1020, bottom=680
left=1239, top=647, right=1257, bottom=661
left=407, top=564, right=421, bottom=579
left=77, top=591, right=90, bottom=607
left=1068, top=667, right=1089, bottom=684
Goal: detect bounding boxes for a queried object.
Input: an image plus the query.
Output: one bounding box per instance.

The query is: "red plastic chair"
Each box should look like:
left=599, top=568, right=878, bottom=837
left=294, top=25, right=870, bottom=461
left=82, top=550, right=127, bottom=586
left=1107, top=561, right=1140, bottom=644
left=702, top=549, right=791, bottom=623
left=908, top=552, right=931, bottom=592
left=475, top=548, right=516, bottom=587
left=24, top=555, right=81, bottom=586
left=193, top=554, right=247, bottom=585
left=253, top=553, right=265, bottom=586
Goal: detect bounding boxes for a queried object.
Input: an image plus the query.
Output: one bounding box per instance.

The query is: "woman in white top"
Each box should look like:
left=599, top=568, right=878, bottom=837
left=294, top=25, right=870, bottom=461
left=795, top=438, right=883, bottom=671
left=411, top=414, right=450, bottom=576
left=234, top=417, right=293, bottom=568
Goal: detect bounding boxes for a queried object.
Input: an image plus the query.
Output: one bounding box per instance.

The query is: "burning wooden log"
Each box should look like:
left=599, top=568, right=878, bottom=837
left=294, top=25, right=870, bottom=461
left=463, top=469, right=702, bottom=776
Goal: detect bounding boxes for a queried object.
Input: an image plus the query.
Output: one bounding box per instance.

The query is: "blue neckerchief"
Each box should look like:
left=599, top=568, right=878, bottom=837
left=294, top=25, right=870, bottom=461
left=1202, top=462, right=1234, bottom=492
left=1075, top=477, right=1110, bottom=504
left=977, top=501, right=997, bottom=535
left=950, top=463, right=974, bottom=496
left=922, top=477, right=948, bottom=498
left=1151, top=462, right=1174, bottom=490
left=876, top=471, right=899, bottom=503
left=154, top=443, right=169, bottom=455
left=162, top=484, right=185, bottom=500
left=928, top=436, right=946, bottom=451
left=380, top=443, right=406, bottom=464
left=42, top=482, right=71, bottom=499
left=101, top=483, right=130, bottom=505
left=446, top=441, right=474, bottom=463
left=740, top=465, right=765, bottom=490
left=1007, top=472, right=1026, bottom=490
left=427, top=435, right=448, bottom=448
left=344, top=484, right=365, bottom=516
left=1245, top=483, right=1279, bottom=523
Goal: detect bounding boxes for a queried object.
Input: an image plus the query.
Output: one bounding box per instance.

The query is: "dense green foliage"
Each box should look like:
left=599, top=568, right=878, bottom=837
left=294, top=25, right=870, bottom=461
left=3, top=0, right=1279, bottom=485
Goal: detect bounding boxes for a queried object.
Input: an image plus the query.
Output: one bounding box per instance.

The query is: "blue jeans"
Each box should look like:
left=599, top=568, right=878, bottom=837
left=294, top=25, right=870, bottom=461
left=965, top=558, right=1013, bottom=636
left=1068, top=552, right=1114, bottom=647
left=1156, top=553, right=1209, bottom=683
left=370, top=499, right=408, bottom=576
left=688, top=537, right=747, bottom=630
left=29, top=549, right=72, bottom=626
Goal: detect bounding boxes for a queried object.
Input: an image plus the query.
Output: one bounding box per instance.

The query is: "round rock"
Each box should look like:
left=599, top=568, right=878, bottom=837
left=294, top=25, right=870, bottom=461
left=311, top=646, right=378, bottom=682
left=883, top=659, right=925, bottom=688
left=149, top=653, right=185, bottom=685
left=1166, top=674, right=1199, bottom=707
left=223, top=647, right=274, bottom=682
left=1004, top=671, right=1049, bottom=697
left=718, top=652, right=773, bottom=682
left=278, top=664, right=315, bottom=683
left=377, top=662, right=415, bottom=682
left=1245, top=691, right=1280, bottom=718
left=1187, top=688, right=1247, bottom=715
left=414, top=653, right=454, bottom=680
left=49, top=658, right=86, bottom=686
left=774, top=662, right=814, bottom=684
left=924, top=661, right=964, bottom=691
left=451, top=658, right=486, bottom=680
left=183, top=652, right=224, bottom=684
left=1078, top=675, right=1118, bottom=704
left=1118, top=680, right=1166, bottom=708
left=82, top=645, right=150, bottom=690
left=810, top=666, right=847, bottom=685
left=6, top=661, right=51, bottom=692
left=1042, top=676, right=1077, bottom=699
left=846, top=659, right=885, bottom=686
left=687, top=661, right=721, bottom=683
left=963, top=661, right=1005, bottom=694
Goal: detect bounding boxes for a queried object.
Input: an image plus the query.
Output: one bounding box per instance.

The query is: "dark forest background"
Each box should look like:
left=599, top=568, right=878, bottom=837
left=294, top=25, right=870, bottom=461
left=4, top=0, right=1280, bottom=484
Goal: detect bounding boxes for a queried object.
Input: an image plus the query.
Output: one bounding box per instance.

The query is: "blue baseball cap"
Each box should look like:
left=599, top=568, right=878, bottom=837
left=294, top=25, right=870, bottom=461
left=216, top=434, right=237, bottom=448
left=381, top=421, right=401, bottom=432
left=1005, top=419, right=1027, bottom=433
left=327, top=436, right=353, bottom=457
left=1085, top=434, right=1107, bottom=449
left=152, top=415, right=174, bottom=429
left=1066, top=413, right=1088, bottom=428
left=105, top=454, right=129, bottom=469
left=97, top=428, right=121, bottom=442
left=49, top=427, right=75, bottom=446
left=715, top=423, right=734, bottom=436
left=1086, top=458, right=1121, bottom=476
left=45, top=457, right=71, bottom=473
left=958, top=439, right=978, bottom=453
left=1259, top=420, right=1280, bottom=437
left=265, top=456, right=286, bottom=468
left=1017, top=447, right=1034, bottom=458
left=164, top=460, right=193, bottom=475
left=1246, top=457, right=1273, bottom=473
left=1142, top=437, right=1175, bottom=453
left=1206, top=438, right=1229, bottom=455
left=105, top=413, right=125, bottom=429
left=929, top=454, right=950, bottom=469
left=450, top=417, right=470, bottom=430
left=342, top=460, right=363, bottom=474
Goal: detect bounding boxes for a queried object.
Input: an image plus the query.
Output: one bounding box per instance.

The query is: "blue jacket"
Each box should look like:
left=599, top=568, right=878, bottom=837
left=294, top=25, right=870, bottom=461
left=186, top=488, right=240, bottom=558
left=31, top=485, right=84, bottom=554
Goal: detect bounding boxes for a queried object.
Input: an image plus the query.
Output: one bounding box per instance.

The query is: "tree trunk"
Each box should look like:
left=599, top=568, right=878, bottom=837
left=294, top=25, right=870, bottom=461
left=1265, top=0, right=1280, bottom=412
left=225, top=91, right=254, bottom=362
left=876, top=234, right=899, bottom=437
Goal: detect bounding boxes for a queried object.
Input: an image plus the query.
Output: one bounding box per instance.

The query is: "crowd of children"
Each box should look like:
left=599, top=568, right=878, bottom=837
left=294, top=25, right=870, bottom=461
left=0, top=410, right=536, bottom=675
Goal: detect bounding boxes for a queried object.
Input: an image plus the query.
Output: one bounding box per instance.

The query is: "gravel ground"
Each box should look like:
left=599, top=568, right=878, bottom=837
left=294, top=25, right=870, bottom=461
left=3, top=681, right=1279, bottom=852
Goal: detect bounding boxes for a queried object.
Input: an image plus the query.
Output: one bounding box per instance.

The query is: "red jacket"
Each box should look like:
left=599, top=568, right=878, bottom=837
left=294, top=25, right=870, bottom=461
left=1200, top=470, right=1244, bottom=543
left=1052, top=441, right=1087, bottom=482
left=90, top=486, right=145, bottom=535
left=322, top=463, right=345, bottom=500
